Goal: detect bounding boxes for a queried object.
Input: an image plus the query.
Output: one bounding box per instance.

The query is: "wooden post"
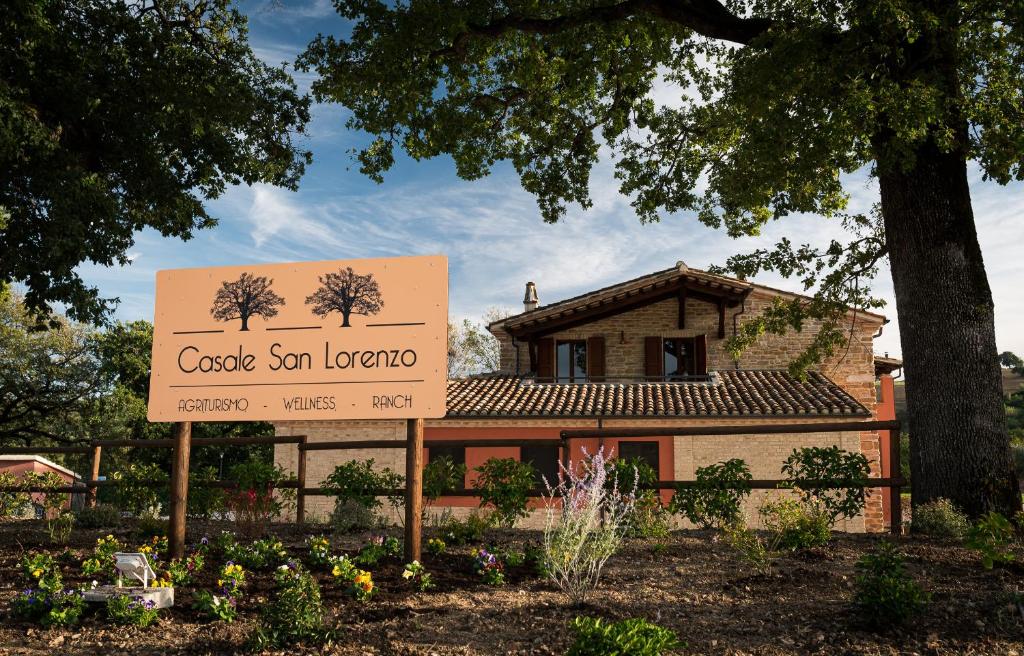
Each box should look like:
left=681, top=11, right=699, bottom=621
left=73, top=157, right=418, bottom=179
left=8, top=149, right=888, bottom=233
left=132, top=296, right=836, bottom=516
left=88, top=445, right=102, bottom=508
left=296, top=435, right=308, bottom=525
left=889, top=426, right=902, bottom=536
left=404, top=418, right=424, bottom=563
left=168, top=421, right=192, bottom=560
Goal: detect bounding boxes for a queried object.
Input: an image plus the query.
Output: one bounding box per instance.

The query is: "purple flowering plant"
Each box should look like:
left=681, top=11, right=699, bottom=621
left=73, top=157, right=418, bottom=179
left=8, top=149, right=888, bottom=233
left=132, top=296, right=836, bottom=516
left=106, top=593, right=160, bottom=627
left=472, top=548, right=505, bottom=586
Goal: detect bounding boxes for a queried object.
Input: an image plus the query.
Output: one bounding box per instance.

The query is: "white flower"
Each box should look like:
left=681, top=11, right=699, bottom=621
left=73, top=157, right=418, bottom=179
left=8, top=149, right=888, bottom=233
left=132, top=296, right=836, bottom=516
left=91, top=580, right=98, bottom=589
left=402, top=569, right=414, bottom=579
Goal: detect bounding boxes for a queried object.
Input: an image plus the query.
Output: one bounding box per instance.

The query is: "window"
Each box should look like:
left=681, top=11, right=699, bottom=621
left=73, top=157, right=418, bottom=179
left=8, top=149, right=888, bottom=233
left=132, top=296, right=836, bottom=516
left=556, top=340, right=588, bottom=383
left=617, top=441, right=660, bottom=474
left=663, top=337, right=697, bottom=380
left=428, top=445, right=465, bottom=468
left=521, top=445, right=560, bottom=487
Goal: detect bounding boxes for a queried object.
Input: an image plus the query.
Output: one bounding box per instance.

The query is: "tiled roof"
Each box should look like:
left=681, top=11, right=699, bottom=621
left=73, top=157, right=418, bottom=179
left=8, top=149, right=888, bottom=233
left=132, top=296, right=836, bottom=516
left=446, top=370, right=869, bottom=418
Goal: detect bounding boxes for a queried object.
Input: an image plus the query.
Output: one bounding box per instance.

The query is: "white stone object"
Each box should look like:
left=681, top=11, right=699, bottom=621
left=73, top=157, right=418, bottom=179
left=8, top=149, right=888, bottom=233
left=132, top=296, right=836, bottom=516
left=82, top=585, right=174, bottom=609
left=114, top=552, right=156, bottom=588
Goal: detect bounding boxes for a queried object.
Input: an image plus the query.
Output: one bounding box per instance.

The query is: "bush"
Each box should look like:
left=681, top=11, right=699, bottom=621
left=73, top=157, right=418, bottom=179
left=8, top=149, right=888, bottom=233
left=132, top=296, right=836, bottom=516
left=330, top=498, right=378, bottom=533
left=13, top=552, right=84, bottom=627
left=543, top=447, right=636, bottom=606
left=566, top=616, right=681, bottom=656
left=853, top=542, right=930, bottom=628
left=225, top=458, right=295, bottom=537
left=22, top=471, right=73, bottom=542
left=74, top=504, right=121, bottom=529
left=670, top=458, right=752, bottom=530
left=0, top=471, right=30, bottom=518
left=107, top=463, right=167, bottom=517
left=607, top=457, right=670, bottom=538
left=323, top=459, right=403, bottom=528
left=473, top=457, right=536, bottom=528
left=628, top=491, right=672, bottom=539
left=423, top=455, right=467, bottom=502
left=722, top=522, right=774, bottom=575
left=250, top=562, right=328, bottom=649
left=911, top=498, right=970, bottom=538
left=106, top=594, right=160, bottom=627
left=188, top=466, right=226, bottom=519
left=759, top=497, right=831, bottom=551
left=781, top=446, right=870, bottom=523
left=440, top=510, right=491, bottom=545
left=965, top=512, right=1016, bottom=569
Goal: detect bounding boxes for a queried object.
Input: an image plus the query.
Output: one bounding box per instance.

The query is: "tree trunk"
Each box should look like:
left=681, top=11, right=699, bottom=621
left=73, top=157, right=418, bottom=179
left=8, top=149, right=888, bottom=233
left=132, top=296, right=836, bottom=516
left=878, top=138, right=1020, bottom=518
left=341, top=311, right=351, bottom=327
left=240, top=314, right=249, bottom=331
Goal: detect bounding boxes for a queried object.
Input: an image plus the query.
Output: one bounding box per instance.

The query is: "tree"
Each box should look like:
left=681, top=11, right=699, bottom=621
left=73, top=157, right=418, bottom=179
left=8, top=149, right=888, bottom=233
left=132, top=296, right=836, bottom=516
left=447, top=308, right=511, bottom=377
left=999, top=351, right=1024, bottom=376
left=211, top=273, right=285, bottom=331
left=0, top=0, right=311, bottom=324
left=300, top=1, right=1024, bottom=517
left=305, top=267, right=383, bottom=327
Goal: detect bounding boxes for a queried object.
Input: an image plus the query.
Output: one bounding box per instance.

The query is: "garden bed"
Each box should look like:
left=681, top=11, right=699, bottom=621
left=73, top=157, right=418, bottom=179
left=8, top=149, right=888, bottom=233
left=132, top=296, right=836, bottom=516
left=0, top=520, right=1021, bottom=655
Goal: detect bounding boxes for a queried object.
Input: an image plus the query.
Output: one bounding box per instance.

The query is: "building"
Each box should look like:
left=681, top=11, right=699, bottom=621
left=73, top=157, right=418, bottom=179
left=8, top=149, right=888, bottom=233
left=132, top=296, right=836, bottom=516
left=274, top=262, right=899, bottom=531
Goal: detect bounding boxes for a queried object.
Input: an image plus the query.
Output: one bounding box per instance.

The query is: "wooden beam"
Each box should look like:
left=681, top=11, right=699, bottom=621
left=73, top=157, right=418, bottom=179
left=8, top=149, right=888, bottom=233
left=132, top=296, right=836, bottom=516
left=296, top=436, right=308, bottom=525
left=561, top=419, right=900, bottom=439
left=404, top=418, right=424, bottom=563
left=167, top=421, right=192, bottom=560
left=889, top=426, right=902, bottom=535
left=88, top=445, right=102, bottom=508
left=678, top=287, right=687, bottom=329
left=718, top=299, right=726, bottom=339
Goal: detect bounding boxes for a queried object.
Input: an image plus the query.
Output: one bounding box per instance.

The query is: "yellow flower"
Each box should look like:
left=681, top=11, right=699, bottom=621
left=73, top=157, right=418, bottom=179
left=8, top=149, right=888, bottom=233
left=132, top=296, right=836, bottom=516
left=32, top=568, right=42, bottom=578
left=331, top=565, right=342, bottom=577
left=217, top=579, right=224, bottom=587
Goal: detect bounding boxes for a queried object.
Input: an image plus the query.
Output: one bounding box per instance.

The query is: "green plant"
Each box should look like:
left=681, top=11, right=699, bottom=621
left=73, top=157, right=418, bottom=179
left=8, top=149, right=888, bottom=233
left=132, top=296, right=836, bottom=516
left=329, top=498, right=379, bottom=533
left=74, top=504, right=121, bottom=529
left=670, top=458, right=752, bottom=530
left=966, top=512, right=1016, bottom=569
left=307, top=535, right=332, bottom=567
left=473, top=548, right=505, bottom=585
left=22, top=552, right=61, bottom=591
left=0, top=471, right=30, bottom=518
left=441, top=510, right=491, bottom=545
left=23, top=471, right=73, bottom=542
left=423, top=455, right=467, bottom=503
left=133, top=513, right=167, bottom=539
left=781, top=446, right=870, bottom=523
left=354, top=535, right=400, bottom=566
left=911, top=498, right=970, bottom=538
left=81, top=534, right=123, bottom=579
left=11, top=588, right=85, bottom=627
left=192, top=589, right=239, bottom=622
left=722, top=522, right=774, bottom=575
left=759, top=497, right=831, bottom=551
left=323, top=458, right=403, bottom=526
left=107, top=463, right=167, bottom=517
left=629, top=490, right=672, bottom=538
left=566, top=616, right=681, bottom=656
left=473, top=457, right=536, bottom=528
left=106, top=594, right=160, bottom=627
left=50, top=512, right=74, bottom=545
left=402, top=560, right=434, bottom=591
left=426, top=537, right=447, bottom=555
left=224, top=537, right=289, bottom=570
left=226, top=458, right=296, bottom=537
left=853, top=542, right=930, bottom=628
left=332, top=559, right=376, bottom=602
left=163, top=551, right=204, bottom=586
left=250, top=562, right=328, bottom=648
left=187, top=466, right=226, bottom=519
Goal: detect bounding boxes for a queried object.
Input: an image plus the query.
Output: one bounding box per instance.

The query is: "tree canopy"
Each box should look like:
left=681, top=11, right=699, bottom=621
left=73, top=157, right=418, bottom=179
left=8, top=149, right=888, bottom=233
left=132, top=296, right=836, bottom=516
left=0, top=0, right=311, bottom=323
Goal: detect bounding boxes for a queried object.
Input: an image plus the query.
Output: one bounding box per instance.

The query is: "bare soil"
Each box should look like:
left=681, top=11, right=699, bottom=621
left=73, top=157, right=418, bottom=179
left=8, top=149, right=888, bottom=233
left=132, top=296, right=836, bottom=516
left=0, top=521, right=1021, bottom=655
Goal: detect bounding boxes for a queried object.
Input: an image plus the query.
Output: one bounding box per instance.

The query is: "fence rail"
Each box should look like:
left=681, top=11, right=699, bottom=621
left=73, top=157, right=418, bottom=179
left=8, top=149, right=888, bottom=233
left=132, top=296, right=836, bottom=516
left=0, top=418, right=904, bottom=547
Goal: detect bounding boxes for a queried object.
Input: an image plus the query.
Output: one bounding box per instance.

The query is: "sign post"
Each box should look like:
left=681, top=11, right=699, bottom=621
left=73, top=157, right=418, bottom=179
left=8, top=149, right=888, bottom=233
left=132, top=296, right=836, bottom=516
left=148, top=256, right=447, bottom=559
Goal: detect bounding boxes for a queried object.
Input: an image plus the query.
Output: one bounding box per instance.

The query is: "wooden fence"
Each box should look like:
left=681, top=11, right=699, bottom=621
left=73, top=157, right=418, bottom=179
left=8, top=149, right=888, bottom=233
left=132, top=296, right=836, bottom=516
left=0, top=419, right=904, bottom=560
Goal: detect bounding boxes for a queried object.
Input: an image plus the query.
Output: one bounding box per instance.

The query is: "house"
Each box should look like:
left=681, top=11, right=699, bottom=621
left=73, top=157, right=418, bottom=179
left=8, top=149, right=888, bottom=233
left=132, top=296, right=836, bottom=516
left=0, top=455, right=81, bottom=516
left=274, top=262, right=899, bottom=531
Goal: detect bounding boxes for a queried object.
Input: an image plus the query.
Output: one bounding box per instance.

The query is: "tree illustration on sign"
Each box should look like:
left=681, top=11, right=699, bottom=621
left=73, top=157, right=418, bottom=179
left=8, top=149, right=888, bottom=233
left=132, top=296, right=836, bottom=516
left=305, top=267, right=383, bottom=327
left=210, top=273, right=285, bottom=331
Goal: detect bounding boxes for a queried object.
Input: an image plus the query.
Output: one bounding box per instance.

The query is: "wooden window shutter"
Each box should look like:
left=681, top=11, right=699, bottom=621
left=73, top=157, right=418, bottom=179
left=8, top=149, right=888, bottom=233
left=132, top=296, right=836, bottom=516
left=694, top=334, right=708, bottom=376
left=536, top=338, right=555, bottom=381
left=644, top=336, right=663, bottom=380
left=587, top=336, right=606, bottom=382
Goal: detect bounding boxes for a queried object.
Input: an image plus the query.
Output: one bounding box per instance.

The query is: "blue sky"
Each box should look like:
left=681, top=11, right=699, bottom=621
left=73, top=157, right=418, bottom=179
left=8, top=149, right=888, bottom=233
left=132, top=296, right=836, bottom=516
left=77, top=0, right=1024, bottom=360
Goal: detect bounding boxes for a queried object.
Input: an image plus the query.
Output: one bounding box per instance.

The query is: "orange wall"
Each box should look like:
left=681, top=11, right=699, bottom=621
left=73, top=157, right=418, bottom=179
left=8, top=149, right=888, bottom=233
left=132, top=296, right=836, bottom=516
left=876, top=375, right=897, bottom=527
left=424, top=426, right=674, bottom=507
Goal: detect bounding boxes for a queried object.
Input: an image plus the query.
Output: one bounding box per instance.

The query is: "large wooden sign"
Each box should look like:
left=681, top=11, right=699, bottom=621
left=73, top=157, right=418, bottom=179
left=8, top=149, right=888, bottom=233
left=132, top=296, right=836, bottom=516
left=147, top=255, right=447, bottom=422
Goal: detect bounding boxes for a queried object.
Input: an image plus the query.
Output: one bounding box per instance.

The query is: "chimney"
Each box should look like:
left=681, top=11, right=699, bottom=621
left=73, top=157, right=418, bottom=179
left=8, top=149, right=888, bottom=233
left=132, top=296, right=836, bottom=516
left=523, top=281, right=539, bottom=312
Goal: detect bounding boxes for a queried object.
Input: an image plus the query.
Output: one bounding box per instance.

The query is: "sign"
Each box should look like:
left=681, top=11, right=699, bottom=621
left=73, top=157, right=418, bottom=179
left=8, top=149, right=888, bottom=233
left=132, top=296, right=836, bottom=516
left=147, top=255, right=447, bottom=421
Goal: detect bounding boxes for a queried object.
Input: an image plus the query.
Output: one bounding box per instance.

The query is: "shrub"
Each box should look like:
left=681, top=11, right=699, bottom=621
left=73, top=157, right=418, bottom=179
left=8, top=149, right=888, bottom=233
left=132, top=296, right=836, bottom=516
left=781, top=446, right=870, bottom=523
left=402, top=560, right=434, bottom=591
left=423, top=455, right=467, bottom=506
left=354, top=535, right=400, bottom=566
left=759, top=496, right=831, bottom=551
left=472, top=548, right=506, bottom=586
left=323, top=459, right=403, bottom=528
left=473, top=457, right=536, bottom=528
left=607, top=456, right=669, bottom=538
left=670, top=458, right=752, bottom=530
left=250, top=562, right=327, bottom=648
left=440, top=510, right=490, bottom=545
left=911, top=498, right=970, bottom=538
left=627, top=491, right=671, bottom=539
left=107, top=463, right=167, bottom=517
left=187, top=466, right=226, bottom=519
left=542, top=447, right=636, bottom=606
left=965, top=512, right=1016, bottom=569
left=106, top=594, right=160, bottom=627
left=330, top=498, right=379, bottom=534
left=74, top=504, right=121, bottom=529
left=0, top=471, right=30, bottom=518
left=22, top=471, right=73, bottom=542
left=225, top=458, right=295, bottom=537
left=853, top=542, right=930, bottom=628
left=566, top=617, right=681, bottom=656
left=722, top=522, right=774, bottom=575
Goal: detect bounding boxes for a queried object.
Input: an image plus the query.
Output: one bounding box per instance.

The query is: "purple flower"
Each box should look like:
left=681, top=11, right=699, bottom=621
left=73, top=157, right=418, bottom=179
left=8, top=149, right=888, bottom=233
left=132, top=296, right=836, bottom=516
left=200, top=536, right=209, bottom=545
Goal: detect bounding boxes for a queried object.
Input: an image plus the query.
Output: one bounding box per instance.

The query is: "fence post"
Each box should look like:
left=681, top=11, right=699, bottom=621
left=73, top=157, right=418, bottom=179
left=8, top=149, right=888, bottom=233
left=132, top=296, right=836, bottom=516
left=296, top=436, right=308, bottom=525
left=88, top=445, right=102, bottom=508
left=404, top=418, right=424, bottom=563
left=168, top=421, right=192, bottom=560
left=889, top=427, right=902, bottom=536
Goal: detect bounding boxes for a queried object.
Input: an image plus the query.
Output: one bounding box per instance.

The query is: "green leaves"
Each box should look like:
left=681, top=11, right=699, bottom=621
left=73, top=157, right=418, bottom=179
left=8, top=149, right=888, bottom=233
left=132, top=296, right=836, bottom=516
left=1, top=0, right=311, bottom=322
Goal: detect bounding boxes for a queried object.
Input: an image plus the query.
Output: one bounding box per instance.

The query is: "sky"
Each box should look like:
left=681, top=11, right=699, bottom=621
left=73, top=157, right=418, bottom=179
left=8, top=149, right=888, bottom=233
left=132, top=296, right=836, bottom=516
left=76, top=0, right=1024, bottom=360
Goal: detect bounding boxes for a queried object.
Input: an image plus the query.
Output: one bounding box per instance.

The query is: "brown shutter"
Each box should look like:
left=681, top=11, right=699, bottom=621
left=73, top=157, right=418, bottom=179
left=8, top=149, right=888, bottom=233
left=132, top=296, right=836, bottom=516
left=587, top=335, right=606, bottom=382
left=694, top=334, right=708, bottom=376
left=644, top=336, right=663, bottom=380
left=536, top=338, right=555, bottom=381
